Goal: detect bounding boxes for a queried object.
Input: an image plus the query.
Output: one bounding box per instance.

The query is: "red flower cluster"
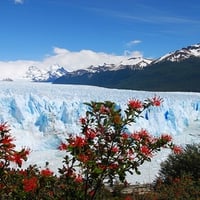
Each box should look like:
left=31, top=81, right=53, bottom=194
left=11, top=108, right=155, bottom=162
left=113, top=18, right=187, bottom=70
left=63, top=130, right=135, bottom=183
left=0, top=135, right=15, bottom=149
left=23, top=177, right=38, bottom=192
left=140, top=145, right=152, bottom=156
left=161, top=134, right=172, bottom=142
left=69, top=136, right=86, bottom=148
left=41, top=168, right=54, bottom=176
left=131, top=129, right=152, bottom=142
left=85, top=128, right=96, bottom=139
left=0, top=122, right=30, bottom=167
left=128, top=99, right=143, bottom=110
left=78, top=154, right=90, bottom=163
left=58, top=142, right=68, bottom=150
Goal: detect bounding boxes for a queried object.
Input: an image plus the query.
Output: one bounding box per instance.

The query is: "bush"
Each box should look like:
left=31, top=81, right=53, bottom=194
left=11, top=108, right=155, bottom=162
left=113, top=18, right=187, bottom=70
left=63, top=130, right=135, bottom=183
left=157, top=143, right=200, bottom=183
left=151, top=143, right=200, bottom=200
left=153, top=175, right=200, bottom=200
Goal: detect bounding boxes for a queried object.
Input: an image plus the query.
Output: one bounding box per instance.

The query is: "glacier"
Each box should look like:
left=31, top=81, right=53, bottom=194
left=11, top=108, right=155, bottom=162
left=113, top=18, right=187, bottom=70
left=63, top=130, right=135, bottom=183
left=1, top=81, right=200, bottom=183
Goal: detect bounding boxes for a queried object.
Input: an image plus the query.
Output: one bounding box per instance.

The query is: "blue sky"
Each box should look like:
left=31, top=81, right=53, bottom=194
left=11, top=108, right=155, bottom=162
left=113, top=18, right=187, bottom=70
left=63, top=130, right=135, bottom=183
left=0, top=0, right=200, bottom=73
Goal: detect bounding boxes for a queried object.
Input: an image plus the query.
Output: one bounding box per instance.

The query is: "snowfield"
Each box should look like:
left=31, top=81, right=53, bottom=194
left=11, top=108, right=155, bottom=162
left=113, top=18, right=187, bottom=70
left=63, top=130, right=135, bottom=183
left=1, top=81, right=200, bottom=183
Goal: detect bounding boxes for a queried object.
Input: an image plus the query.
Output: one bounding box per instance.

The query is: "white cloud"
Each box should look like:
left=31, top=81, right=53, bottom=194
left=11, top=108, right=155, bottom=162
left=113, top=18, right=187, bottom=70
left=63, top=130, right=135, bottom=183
left=123, top=50, right=143, bottom=57
left=0, top=47, right=143, bottom=80
left=126, top=40, right=142, bottom=47
left=43, top=47, right=143, bottom=71
left=14, top=0, right=24, bottom=4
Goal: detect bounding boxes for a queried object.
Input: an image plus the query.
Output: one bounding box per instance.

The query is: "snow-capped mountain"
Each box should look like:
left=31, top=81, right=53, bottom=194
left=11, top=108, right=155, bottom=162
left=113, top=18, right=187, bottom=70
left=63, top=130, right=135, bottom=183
left=28, top=43, right=200, bottom=82
left=116, top=57, right=153, bottom=69
left=25, top=57, right=153, bottom=82
left=25, top=64, right=68, bottom=82
left=154, top=43, right=200, bottom=63
left=3, top=42, right=200, bottom=82
left=86, top=57, right=153, bottom=72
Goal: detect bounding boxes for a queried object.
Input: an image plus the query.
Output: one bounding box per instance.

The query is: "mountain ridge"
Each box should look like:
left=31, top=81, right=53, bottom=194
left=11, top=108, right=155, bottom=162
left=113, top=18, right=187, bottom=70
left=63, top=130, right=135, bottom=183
left=3, top=42, right=200, bottom=92
left=53, top=43, right=200, bottom=92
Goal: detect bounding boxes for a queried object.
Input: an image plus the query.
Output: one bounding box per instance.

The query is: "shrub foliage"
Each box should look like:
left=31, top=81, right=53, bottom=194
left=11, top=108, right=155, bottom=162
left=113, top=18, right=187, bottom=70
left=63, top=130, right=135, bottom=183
left=0, top=97, right=182, bottom=199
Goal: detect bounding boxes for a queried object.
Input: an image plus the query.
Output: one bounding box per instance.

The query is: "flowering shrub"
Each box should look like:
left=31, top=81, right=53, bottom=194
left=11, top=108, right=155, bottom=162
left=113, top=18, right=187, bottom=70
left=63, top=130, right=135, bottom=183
left=0, top=124, right=58, bottom=199
left=58, top=97, right=180, bottom=200
left=0, top=97, right=181, bottom=200
left=0, top=123, right=30, bottom=168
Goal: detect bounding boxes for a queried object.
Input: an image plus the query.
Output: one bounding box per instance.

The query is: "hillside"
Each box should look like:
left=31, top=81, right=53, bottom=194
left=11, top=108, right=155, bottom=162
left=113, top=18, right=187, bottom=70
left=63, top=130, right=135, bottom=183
left=54, top=56, right=200, bottom=92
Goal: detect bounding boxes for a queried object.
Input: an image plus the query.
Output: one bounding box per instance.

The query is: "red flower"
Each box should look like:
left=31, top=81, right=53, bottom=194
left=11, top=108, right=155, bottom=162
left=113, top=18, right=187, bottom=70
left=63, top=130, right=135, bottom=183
left=70, top=136, right=86, bottom=148
left=131, top=132, right=140, bottom=141
left=111, top=146, right=119, bottom=153
left=23, top=148, right=30, bottom=157
left=138, top=129, right=149, bottom=138
left=78, top=154, right=89, bottom=163
left=161, top=134, right=172, bottom=142
left=151, top=96, right=163, bottom=106
left=41, top=168, right=54, bottom=176
left=12, top=153, right=23, bottom=167
left=128, top=99, right=143, bottom=110
left=140, top=145, right=151, bottom=156
left=79, top=117, right=86, bottom=124
left=75, top=174, right=83, bottom=183
left=0, top=135, right=15, bottom=148
left=121, top=133, right=129, bottom=140
left=109, top=163, right=119, bottom=169
left=85, top=128, right=96, bottom=139
left=23, top=177, right=38, bottom=192
left=19, top=169, right=27, bottom=176
left=58, top=142, right=68, bottom=150
left=124, top=195, right=132, bottom=200
left=89, top=190, right=95, bottom=197
left=173, top=145, right=182, bottom=154
left=0, top=123, right=10, bottom=132
left=98, top=164, right=107, bottom=170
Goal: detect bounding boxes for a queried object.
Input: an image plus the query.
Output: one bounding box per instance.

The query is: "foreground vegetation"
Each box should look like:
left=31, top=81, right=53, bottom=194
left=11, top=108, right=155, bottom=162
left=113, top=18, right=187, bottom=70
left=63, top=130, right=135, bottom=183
left=1, top=97, right=199, bottom=199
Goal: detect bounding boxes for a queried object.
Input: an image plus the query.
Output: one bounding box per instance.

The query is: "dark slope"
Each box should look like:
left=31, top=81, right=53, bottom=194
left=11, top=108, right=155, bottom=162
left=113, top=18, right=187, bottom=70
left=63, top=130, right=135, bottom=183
left=53, top=57, right=200, bottom=92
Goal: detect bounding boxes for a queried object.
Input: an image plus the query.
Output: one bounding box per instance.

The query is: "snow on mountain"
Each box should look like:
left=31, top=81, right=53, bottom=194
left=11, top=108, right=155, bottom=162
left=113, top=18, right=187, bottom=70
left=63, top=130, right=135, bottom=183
left=25, top=64, right=68, bottom=81
left=155, top=43, right=200, bottom=63
left=1, top=81, right=200, bottom=183
left=25, top=43, right=200, bottom=82
left=24, top=56, right=152, bottom=81
left=84, top=57, right=153, bottom=72
left=116, top=57, right=153, bottom=69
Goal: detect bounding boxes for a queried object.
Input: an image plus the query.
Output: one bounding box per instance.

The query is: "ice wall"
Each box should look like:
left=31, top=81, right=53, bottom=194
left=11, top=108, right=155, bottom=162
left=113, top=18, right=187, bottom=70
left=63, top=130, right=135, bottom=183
left=0, top=81, right=200, bottom=150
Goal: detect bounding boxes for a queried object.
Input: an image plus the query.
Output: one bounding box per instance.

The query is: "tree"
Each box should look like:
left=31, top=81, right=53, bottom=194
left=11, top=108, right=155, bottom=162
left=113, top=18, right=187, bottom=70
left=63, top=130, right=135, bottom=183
left=157, top=143, right=200, bottom=183
left=58, top=97, right=179, bottom=200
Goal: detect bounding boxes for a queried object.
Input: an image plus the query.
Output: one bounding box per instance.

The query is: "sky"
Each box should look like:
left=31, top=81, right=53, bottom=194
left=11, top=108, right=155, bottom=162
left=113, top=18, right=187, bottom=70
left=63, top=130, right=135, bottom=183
left=0, top=0, right=200, bottom=73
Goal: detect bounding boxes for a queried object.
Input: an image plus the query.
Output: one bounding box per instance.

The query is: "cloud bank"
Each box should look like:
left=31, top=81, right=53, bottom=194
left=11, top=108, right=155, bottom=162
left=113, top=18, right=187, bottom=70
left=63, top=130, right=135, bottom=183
left=14, top=0, right=24, bottom=4
left=0, top=47, right=143, bottom=80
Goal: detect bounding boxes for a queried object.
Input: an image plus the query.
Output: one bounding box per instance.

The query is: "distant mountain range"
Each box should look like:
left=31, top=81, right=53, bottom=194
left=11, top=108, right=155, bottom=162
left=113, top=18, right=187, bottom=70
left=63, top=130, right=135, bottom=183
left=26, top=43, right=200, bottom=92
left=25, top=64, right=68, bottom=82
